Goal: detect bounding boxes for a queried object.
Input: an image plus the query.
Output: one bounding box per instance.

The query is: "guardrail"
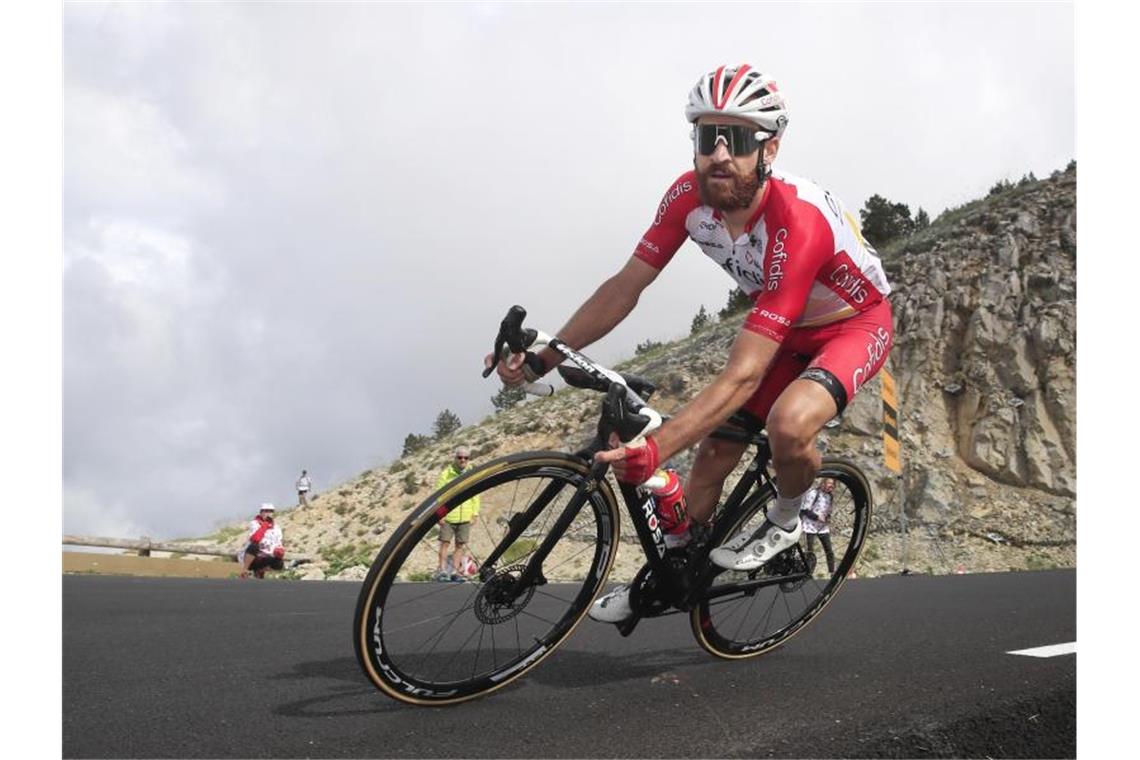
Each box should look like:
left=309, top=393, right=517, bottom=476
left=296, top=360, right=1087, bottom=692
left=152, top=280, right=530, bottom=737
left=62, top=535, right=314, bottom=564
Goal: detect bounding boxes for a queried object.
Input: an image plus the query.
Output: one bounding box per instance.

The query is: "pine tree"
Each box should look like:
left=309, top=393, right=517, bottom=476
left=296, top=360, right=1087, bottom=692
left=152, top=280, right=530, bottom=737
left=491, top=385, right=527, bottom=413
left=432, top=409, right=462, bottom=439
left=718, top=288, right=752, bottom=319
left=401, top=433, right=431, bottom=457
left=914, top=207, right=930, bottom=230
left=690, top=305, right=711, bottom=334
left=859, top=194, right=915, bottom=248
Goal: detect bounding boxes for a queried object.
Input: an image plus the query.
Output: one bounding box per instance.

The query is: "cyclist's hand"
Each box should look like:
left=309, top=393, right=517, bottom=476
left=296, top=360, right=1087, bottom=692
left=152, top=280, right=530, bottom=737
left=594, top=433, right=660, bottom=484
left=485, top=352, right=528, bottom=387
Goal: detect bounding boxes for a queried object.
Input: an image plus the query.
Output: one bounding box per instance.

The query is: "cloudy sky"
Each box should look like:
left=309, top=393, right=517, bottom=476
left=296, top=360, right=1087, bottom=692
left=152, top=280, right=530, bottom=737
left=62, top=1, right=1074, bottom=540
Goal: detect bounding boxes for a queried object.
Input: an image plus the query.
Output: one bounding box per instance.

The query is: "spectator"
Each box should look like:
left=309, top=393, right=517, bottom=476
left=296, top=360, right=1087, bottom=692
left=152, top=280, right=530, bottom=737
left=239, top=503, right=286, bottom=579
left=800, top=478, right=836, bottom=573
left=296, top=469, right=313, bottom=506
left=434, top=446, right=480, bottom=582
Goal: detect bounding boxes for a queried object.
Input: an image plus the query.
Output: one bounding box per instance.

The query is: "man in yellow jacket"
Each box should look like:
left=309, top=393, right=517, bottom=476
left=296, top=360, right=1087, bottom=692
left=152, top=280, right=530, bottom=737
left=435, top=446, right=481, bottom=582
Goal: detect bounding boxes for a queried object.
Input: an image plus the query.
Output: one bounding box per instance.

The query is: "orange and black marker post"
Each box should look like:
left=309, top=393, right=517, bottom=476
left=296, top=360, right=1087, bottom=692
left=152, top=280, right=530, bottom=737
left=880, top=368, right=901, bottom=474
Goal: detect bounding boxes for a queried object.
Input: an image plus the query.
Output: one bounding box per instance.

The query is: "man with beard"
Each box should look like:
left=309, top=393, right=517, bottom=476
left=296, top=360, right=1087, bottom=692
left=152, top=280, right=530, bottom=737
left=491, top=64, right=893, bottom=623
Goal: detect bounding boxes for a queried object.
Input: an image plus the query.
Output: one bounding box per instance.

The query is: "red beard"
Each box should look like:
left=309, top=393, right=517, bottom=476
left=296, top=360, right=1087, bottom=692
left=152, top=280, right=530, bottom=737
left=696, top=162, right=761, bottom=211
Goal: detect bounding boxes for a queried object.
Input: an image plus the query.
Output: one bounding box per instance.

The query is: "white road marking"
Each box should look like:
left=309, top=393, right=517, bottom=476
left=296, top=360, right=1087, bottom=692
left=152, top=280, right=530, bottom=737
left=1006, top=642, right=1076, bottom=658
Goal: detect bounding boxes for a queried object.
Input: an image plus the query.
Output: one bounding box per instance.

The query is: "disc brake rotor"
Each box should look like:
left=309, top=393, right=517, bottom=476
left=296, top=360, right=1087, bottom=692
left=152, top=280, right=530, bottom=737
left=473, top=563, right=537, bottom=624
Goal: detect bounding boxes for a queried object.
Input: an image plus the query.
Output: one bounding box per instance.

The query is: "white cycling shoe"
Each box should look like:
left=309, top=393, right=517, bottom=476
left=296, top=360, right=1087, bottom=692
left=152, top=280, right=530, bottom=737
left=709, top=519, right=803, bottom=571
left=588, top=584, right=634, bottom=623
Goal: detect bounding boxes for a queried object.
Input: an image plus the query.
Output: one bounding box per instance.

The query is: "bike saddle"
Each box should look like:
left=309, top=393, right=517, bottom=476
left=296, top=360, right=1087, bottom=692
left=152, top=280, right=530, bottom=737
left=557, top=365, right=657, bottom=401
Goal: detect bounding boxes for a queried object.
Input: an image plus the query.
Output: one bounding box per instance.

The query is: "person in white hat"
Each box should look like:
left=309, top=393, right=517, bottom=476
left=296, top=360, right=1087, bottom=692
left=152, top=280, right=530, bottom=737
left=238, top=503, right=286, bottom=578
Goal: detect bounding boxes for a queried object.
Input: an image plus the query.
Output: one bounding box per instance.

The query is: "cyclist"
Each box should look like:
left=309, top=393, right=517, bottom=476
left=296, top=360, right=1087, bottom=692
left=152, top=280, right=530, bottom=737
left=489, top=64, right=892, bottom=622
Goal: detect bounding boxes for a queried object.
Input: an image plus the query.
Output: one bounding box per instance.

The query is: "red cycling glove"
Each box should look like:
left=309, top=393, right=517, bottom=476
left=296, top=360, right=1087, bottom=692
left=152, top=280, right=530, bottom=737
left=273, top=547, right=285, bottom=559
left=614, top=436, right=660, bottom=484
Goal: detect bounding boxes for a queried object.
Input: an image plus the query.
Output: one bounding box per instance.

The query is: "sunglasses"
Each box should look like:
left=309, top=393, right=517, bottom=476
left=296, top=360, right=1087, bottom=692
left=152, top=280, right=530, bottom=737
left=456, top=456, right=469, bottom=461
left=693, top=124, right=770, bottom=156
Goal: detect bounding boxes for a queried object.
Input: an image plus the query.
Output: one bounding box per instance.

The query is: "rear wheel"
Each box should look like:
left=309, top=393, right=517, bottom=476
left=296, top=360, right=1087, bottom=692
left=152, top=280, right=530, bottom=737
left=690, top=458, right=871, bottom=659
left=353, top=451, right=620, bottom=705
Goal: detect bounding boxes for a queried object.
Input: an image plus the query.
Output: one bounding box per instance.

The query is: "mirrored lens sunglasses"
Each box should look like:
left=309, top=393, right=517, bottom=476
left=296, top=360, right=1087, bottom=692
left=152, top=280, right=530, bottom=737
left=693, top=124, right=771, bottom=156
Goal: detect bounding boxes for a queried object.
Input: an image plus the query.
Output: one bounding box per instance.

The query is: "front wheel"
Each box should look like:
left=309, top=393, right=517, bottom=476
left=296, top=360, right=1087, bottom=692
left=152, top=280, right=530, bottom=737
left=353, top=451, right=621, bottom=705
left=690, top=458, right=872, bottom=659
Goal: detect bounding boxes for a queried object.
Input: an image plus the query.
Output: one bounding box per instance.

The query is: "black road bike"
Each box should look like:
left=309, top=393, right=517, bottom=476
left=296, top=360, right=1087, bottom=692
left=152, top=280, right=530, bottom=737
left=353, top=307, right=872, bottom=705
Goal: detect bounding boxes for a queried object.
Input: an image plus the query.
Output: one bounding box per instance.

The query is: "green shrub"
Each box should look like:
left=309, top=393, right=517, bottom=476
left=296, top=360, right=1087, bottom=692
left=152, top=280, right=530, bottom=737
left=635, top=339, right=663, bottom=355
left=403, top=472, right=420, bottom=494
left=321, top=542, right=376, bottom=576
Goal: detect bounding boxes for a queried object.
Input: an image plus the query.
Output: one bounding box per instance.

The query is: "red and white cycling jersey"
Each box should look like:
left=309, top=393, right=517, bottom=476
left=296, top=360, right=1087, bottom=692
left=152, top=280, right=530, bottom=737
left=634, top=169, right=891, bottom=344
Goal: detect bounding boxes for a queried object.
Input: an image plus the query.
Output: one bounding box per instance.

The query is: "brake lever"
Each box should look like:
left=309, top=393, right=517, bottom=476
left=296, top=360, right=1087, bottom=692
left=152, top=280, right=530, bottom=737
left=599, top=383, right=653, bottom=444
left=482, top=332, right=507, bottom=378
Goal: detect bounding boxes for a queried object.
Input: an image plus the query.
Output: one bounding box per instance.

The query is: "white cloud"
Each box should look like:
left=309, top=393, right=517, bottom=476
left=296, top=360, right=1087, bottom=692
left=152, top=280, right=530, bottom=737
left=65, top=85, right=222, bottom=219
left=64, top=485, right=146, bottom=538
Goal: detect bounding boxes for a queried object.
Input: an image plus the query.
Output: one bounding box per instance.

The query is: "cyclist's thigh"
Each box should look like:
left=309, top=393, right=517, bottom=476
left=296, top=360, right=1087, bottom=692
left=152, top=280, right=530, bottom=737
left=801, top=299, right=894, bottom=411
left=739, top=346, right=812, bottom=424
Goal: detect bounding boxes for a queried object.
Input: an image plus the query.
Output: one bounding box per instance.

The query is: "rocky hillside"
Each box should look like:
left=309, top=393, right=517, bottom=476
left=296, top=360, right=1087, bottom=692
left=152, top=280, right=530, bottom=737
left=203, top=166, right=1076, bottom=581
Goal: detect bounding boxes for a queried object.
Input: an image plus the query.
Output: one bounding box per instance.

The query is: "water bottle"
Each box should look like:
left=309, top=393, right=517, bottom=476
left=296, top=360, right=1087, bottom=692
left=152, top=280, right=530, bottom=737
left=645, top=469, right=691, bottom=549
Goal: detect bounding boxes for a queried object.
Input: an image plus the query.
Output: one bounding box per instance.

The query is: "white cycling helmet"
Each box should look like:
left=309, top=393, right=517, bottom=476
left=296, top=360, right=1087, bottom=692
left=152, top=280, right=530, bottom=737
left=685, top=64, right=788, bottom=139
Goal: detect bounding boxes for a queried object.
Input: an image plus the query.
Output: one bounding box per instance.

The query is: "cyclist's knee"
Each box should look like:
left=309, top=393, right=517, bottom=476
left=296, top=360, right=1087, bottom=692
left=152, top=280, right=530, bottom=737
left=767, top=408, right=818, bottom=459
left=767, top=388, right=832, bottom=454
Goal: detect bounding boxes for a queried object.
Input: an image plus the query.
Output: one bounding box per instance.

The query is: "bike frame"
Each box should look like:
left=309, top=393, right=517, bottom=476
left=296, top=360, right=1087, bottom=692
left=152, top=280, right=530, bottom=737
left=484, top=331, right=816, bottom=625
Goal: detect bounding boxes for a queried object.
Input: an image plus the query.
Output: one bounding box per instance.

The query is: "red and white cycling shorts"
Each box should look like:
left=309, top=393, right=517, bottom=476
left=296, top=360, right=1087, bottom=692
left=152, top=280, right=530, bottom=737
left=740, top=299, right=893, bottom=424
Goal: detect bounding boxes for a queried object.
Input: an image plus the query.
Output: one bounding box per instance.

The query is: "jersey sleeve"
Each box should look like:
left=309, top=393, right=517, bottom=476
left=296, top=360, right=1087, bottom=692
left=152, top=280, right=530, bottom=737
left=249, top=519, right=269, bottom=544
left=743, top=208, right=835, bottom=343
left=633, top=172, right=701, bottom=269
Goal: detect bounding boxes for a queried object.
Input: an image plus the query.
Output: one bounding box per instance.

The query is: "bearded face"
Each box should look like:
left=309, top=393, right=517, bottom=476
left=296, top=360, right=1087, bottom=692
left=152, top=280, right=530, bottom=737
left=695, top=154, right=761, bottom=211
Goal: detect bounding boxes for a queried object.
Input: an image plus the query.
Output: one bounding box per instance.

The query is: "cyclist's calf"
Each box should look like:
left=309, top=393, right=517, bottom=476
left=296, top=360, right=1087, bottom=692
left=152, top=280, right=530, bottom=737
left=686, top=436, right=749, bottom=525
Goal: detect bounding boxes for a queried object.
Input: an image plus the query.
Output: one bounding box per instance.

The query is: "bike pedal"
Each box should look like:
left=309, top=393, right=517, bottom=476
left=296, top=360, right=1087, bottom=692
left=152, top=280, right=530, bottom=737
left=616, top=615, right=642, bottom=637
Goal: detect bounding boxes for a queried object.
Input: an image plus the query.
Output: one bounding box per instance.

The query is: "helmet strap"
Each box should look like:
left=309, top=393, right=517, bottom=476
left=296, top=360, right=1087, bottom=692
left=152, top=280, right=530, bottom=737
left=755, top=138, right=771, bottom=185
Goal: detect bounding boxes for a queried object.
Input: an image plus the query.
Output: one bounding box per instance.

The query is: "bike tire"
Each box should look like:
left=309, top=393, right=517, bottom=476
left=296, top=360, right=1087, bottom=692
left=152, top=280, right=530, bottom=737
left=353, top=450, right=621, bottom=705
left=690, top=458, right=872, bottom=659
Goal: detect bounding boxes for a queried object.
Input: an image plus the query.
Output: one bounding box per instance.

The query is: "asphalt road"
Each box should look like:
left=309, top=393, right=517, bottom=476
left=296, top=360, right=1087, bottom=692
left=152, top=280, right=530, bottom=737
left=63, top=570, right=1075, bottom=758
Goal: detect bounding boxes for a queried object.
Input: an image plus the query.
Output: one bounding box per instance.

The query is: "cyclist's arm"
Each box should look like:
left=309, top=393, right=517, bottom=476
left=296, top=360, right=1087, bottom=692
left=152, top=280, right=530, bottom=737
left=532, top=255, right=660, bottom=373
left=651, top=328, right=779, bottom=461
left=495, top=255, right=661, bottom=384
